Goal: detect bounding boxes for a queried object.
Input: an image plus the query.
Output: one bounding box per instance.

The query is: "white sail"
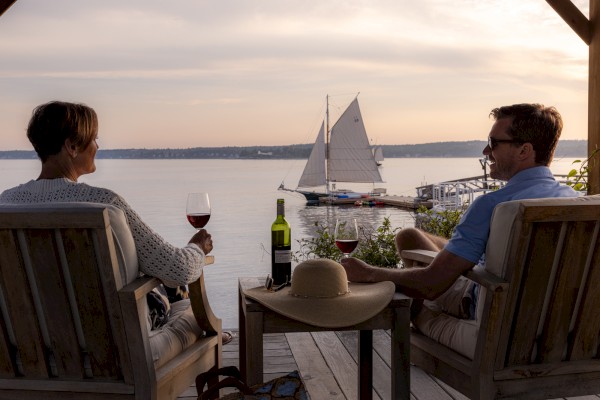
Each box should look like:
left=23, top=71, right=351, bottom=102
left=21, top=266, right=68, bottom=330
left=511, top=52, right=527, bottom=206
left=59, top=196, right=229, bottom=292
left=328, top=98, right=383, bottom=183
left=294, top=96, right=383, bottom=195
left=297, top=122, right=326, bottom=187
left=373, top=146, right=384, bottom=163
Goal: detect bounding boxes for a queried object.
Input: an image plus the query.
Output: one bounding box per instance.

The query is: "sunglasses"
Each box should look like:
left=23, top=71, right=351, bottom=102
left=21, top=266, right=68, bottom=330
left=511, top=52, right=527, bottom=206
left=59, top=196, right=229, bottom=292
left=487, top=137, right=522, bottom=150
left=264, top=274, right=290, bottom=292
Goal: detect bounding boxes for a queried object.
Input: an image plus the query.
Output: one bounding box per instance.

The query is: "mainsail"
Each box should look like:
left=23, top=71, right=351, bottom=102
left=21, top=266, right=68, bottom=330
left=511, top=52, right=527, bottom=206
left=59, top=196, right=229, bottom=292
left=297, top=97, right=383, bottom=190
left=328, top=98, right=383, bottom=183
left=297, top=122, right=326, bottom=187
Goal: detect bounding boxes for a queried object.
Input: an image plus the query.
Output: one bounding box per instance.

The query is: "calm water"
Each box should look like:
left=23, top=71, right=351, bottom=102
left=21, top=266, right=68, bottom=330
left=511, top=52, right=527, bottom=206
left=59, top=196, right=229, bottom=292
left=0, top=157, right=581, bottom=328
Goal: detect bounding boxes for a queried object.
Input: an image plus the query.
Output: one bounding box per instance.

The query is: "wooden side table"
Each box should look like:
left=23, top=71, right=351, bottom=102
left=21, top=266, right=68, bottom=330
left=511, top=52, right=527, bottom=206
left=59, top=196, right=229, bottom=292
left=238, top=277, right=412, bottom=400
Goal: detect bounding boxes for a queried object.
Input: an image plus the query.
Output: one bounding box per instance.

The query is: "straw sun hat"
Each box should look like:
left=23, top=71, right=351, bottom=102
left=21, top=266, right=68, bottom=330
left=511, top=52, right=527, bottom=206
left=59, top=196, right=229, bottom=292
left=243, top=258, right=396, bottom=328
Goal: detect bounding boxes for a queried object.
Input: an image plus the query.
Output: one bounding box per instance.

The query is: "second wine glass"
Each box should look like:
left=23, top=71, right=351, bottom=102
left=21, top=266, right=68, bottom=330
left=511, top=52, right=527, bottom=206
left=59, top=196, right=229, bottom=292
left=334, top=218, right=358, bottom=258
left=186, top=192, right=211, bottom=229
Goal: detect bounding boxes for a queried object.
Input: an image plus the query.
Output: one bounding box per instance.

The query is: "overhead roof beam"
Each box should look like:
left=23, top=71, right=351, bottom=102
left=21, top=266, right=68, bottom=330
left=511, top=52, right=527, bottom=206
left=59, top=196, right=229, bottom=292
left=0, top=0, right=16, bottom=18
left=546, top=0, right=591, bottom=45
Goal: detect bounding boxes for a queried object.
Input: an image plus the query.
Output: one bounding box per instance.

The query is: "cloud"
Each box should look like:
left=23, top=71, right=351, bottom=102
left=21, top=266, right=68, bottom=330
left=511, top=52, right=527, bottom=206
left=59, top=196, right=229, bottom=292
left=0, top=0, right=590, bottom=149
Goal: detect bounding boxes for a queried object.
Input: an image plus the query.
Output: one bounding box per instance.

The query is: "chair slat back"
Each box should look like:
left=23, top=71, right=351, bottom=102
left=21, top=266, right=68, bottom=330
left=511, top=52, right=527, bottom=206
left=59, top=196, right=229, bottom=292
left=0, top=207, right=129, bottom=382
left=500, top=203, right=600, bottom=367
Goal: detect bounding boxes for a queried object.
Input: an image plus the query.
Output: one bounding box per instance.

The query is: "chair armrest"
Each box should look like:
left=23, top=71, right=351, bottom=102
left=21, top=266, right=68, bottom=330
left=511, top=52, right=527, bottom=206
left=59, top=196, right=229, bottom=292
left=120, top=275, right=162, bottom=301
left=119, top=256, right=220, bottom=336
left=464, top=266, right=508, bottom=293
left=188, top=256, right=221, bottom=335
left=401, top=250, right=508, bottom=292
left=118, top=265, right=221, bottom=334
left=118, top=256, right=214, bottom=300
left=401, top=249, right=438, bottom=266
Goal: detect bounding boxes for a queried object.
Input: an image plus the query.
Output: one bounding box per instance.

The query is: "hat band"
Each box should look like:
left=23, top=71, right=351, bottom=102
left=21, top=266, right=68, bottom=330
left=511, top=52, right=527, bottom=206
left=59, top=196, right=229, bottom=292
left=290, top=289, right=350, bottom=299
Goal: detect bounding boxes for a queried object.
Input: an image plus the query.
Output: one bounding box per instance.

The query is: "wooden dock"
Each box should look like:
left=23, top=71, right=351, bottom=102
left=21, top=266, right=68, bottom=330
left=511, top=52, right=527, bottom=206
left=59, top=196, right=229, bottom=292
left=177, top=330, right=600, bottom=400
left=320, top=195, right=432, bottom=210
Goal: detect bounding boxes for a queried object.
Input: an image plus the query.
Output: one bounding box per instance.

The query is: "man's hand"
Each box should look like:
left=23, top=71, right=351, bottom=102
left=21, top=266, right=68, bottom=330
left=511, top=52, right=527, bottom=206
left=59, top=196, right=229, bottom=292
left=189, top=229, right=213, bottom=254
left=340, top=257, right=375, bottom=283
left=341, top=250, right=475, bottom=300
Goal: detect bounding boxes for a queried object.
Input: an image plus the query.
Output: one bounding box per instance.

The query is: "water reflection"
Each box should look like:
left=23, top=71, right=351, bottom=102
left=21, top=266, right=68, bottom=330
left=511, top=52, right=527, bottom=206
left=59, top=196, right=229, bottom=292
left=291, top=202, right=416, bottom=240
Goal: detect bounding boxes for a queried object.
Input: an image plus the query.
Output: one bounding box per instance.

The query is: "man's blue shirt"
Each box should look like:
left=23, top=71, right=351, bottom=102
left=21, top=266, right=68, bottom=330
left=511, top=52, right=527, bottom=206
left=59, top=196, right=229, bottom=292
left=445, top=166, right=578, bottom=264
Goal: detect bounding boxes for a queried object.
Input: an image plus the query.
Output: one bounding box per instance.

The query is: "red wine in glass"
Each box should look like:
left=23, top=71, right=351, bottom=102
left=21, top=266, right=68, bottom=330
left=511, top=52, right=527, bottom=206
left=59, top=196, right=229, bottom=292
left=335, top=239, right=358, bottom=254
left=187, top=213, right=210, bottom=229
left=334, top=218, right=359, bottom=257
left=186, top=193, right=211, bottom=229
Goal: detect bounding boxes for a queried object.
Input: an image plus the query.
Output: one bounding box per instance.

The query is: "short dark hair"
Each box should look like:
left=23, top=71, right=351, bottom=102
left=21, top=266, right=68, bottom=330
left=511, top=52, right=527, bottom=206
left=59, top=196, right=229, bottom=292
left=490, top=103, right=562, bottom=166
left=27, top=101, right=98, bottom=162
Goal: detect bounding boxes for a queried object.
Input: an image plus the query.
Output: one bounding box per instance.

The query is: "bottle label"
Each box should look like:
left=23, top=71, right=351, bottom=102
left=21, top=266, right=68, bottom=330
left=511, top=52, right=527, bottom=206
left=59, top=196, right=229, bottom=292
left=274, top=249, right=291, bottom=263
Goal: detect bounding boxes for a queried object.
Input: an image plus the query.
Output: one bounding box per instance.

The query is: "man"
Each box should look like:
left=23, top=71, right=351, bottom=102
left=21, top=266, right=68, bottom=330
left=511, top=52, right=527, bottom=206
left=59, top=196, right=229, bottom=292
left=340, top=103, right=578, bottom=358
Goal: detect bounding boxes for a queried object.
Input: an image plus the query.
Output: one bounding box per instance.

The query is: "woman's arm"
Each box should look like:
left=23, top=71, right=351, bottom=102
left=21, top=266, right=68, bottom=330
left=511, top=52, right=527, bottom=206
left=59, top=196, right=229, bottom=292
left=111, top=195, right=208, bottom=286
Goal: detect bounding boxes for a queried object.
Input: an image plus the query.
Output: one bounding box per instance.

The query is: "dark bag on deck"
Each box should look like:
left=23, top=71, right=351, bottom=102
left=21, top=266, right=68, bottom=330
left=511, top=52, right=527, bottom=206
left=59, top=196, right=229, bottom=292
left=196, top=366, right=308, bottom=400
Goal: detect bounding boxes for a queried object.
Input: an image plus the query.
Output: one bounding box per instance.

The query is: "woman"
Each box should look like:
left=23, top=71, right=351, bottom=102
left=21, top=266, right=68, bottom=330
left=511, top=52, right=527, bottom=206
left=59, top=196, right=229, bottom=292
left=0, top=100, right=232, bottom=344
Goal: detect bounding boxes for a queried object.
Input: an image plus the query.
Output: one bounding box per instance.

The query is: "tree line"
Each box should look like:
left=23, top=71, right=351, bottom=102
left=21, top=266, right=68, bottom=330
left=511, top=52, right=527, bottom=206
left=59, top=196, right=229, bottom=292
left=0, top=140, right=587, bottom=159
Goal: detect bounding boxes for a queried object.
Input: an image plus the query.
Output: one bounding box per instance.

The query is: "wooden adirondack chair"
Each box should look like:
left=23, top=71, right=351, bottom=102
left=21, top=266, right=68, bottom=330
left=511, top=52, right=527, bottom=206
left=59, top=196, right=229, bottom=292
left=0, top=203, right=221, bottom=400
left=403, top=195, right=600, bottom=400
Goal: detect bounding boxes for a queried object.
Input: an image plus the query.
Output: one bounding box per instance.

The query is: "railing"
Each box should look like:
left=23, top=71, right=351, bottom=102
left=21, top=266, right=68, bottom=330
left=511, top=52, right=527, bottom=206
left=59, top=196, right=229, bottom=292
left=430, top=177, right=506, bottom=210
left=416, top=173, right=581, bottom=211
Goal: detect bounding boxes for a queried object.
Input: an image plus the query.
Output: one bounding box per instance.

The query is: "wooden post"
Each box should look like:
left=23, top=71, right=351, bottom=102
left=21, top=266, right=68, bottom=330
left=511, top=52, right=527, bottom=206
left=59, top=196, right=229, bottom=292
left=358, top=330, right=373, bottom=400
left=589, top=0, right=600, bottom=194
left=546, top=0, right=597, bottom=194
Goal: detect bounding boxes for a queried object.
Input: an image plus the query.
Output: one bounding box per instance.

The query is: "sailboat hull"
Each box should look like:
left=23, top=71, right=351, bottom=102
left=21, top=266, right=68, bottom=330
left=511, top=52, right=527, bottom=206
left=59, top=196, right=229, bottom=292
left=278, top=183, right=327, bottom=202
left=297, top=190, right=328, bottom=202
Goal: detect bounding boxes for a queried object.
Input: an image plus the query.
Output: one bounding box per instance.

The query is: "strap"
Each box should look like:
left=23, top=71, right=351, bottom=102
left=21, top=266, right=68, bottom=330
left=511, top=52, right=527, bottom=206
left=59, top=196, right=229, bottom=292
left=196, top=366, right=253, bottom=399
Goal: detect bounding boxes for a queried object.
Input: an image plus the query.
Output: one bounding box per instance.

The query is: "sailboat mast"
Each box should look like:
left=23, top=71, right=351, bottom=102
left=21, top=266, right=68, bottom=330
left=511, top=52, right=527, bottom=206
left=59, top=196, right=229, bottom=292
left=325, top=94, right=330, bottom=194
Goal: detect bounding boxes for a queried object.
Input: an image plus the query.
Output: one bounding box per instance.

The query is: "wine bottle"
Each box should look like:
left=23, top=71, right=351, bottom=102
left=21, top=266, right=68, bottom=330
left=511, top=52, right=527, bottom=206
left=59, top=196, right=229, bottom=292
left=271, top=198, right=291, bottom=285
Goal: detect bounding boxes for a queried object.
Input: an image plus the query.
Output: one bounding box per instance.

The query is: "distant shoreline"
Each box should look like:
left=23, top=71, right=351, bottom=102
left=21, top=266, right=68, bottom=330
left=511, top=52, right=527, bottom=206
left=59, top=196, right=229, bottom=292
left=0, top=140, right=587, bottom=160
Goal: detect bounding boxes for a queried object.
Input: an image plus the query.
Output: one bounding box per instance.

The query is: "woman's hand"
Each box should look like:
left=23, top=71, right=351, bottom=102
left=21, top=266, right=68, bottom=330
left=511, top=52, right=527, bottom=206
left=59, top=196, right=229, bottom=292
left=189, top=229, right=213, bottom=254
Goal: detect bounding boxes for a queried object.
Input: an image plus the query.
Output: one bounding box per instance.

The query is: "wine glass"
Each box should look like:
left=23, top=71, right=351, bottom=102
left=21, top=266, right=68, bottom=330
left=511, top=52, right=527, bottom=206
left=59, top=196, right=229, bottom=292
left=186, top=193, right=211, bottom=229
left=334, top=218, right=359, bottom=258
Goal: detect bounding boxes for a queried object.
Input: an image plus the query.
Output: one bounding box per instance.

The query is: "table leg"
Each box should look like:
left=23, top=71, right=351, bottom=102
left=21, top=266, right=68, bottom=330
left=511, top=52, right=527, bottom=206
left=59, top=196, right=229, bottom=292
left=243, top=309, right=263, bottom=386
left=358, top=330, right=373, bottom=400
left=238, top=285, right=248, bottom=381
left=238, top=279, right=265, bottom=387
left=392, top=307, right=410, bottom=400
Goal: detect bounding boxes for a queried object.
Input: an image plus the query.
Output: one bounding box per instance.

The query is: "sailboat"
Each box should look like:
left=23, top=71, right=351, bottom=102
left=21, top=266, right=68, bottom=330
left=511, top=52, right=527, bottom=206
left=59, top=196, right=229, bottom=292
left=279, top=95, right=384, bottom=202
left=373, top=146, right=384, bottom=166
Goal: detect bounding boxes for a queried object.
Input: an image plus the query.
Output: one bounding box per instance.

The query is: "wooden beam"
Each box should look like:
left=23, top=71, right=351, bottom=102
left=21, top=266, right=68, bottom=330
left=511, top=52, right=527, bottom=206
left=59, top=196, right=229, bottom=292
left=0, top=0, right=16, bottom=18
left=546, top=0, right=591, bottom=45
left=589, top=0, right=600, bottom=194
left=546, top=0, right=598, bottom=193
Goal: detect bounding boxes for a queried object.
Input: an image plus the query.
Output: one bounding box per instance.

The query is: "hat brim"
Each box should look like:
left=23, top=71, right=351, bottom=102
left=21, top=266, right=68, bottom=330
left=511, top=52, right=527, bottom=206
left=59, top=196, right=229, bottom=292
left=243, top=281, right=396, bottom=328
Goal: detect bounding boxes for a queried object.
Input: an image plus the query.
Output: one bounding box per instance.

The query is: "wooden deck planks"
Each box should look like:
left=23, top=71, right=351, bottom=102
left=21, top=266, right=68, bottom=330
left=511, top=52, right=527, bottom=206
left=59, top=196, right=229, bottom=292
left=311, top=331, right=369, bottom=400
left=287, top=332, right=346, bottom=400
left=178, top=330, right=600, bottom=400
left=336, top=330, right=390, bottom=399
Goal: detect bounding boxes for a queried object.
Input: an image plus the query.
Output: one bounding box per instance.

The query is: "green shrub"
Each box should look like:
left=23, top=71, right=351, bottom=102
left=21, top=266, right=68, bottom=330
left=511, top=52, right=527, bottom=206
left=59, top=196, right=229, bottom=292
left=566, top=148, right=598, bottom=194
left=293, top=220, right=342, bottom=261
left=353, top=217, right=400, bottom=268
left=415, top=205, right=463, bottom=239
left=293, top=217, right=400, bottom=268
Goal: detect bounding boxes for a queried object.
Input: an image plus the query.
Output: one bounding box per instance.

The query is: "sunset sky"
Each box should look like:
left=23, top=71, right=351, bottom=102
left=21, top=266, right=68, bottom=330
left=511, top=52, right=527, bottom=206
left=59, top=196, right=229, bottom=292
left=0, top=0, right=589, bottom=150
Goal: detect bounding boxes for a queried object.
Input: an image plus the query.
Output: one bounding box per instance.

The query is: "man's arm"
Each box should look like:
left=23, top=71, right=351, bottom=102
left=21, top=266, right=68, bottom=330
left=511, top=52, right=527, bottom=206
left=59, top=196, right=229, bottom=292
left=340, top=249, right=475, bottom=300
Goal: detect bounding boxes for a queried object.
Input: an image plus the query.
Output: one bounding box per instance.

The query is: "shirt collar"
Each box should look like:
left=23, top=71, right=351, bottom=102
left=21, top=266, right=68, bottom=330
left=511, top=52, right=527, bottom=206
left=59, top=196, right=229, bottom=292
left=505, top=166, right=553, bottom=187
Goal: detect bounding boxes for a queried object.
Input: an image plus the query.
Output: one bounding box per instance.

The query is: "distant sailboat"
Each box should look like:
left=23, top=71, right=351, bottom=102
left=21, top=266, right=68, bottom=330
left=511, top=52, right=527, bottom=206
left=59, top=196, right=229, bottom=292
left=373, top=146, right=384, bottom=166
left=279, top=95, right=384, bottom=202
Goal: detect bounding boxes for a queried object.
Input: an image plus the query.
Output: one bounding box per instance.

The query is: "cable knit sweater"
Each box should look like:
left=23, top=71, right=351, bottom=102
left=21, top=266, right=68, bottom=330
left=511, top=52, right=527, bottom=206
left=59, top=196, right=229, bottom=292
left=0, top=178, right=206, bottom=286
